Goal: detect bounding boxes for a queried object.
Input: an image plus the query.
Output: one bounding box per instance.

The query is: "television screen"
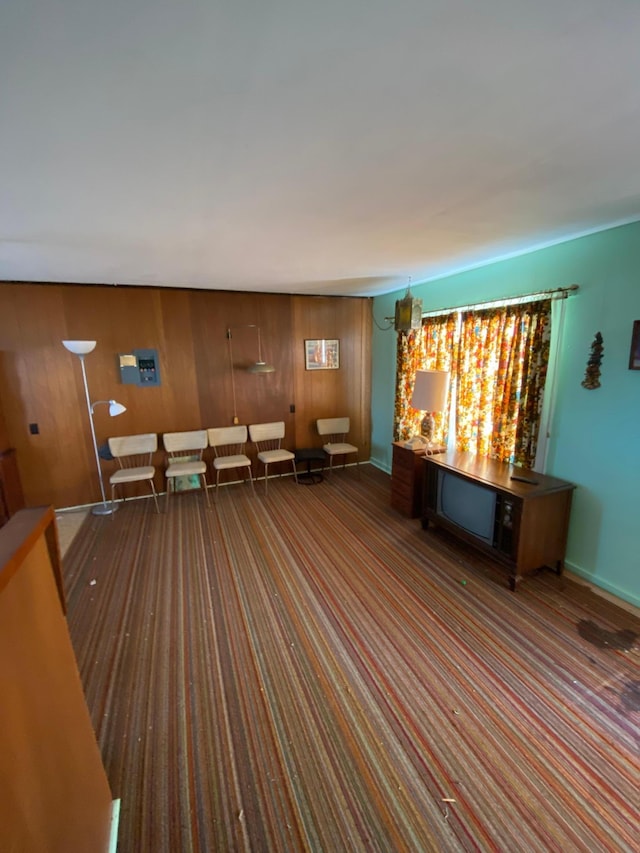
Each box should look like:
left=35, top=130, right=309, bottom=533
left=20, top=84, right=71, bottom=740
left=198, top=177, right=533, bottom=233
left=437, top=470, right=496, bottom=545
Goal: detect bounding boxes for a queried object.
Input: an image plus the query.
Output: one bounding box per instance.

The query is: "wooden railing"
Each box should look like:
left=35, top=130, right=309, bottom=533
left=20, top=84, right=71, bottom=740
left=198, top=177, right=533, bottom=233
left=0, top=506, right=115, bottom=852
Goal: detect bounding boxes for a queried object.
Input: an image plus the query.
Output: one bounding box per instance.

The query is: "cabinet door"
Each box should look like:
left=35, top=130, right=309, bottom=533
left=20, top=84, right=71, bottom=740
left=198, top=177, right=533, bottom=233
left=494, top=493, right=521, bottom=560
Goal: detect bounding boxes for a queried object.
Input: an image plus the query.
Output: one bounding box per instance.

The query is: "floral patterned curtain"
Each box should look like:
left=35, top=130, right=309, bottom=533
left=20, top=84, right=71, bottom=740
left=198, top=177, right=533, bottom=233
left=393, top=312, right=457, bottom=442
left=394, top=299, right=552, bottom=467
left=455, top=300, right=551, bottom=466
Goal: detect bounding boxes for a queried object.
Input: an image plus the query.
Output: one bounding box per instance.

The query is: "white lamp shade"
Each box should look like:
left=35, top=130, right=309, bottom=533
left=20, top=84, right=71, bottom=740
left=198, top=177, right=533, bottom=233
left=62, top=340, right=96, bottom=355
left=108, top=401, right=127, bottom=416
left=411, top=369, right=449, bottom=412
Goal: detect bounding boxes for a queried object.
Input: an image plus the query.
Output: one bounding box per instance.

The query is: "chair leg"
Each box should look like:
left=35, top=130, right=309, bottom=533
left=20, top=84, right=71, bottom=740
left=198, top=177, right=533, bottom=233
left=111, top=484, right=117, bottom=519
left=247, top=466, right=255, bottom=495
left=201, top=474, right=211, bottom=509
left=264, top=463, right=269, bottom=494
left=149, top=481, right=160, bottom=513
left=215, top=469, right=220, bottom=501
left=165, top=478, right=173, bottom=512
left=290, top=460, right=298, bottom=485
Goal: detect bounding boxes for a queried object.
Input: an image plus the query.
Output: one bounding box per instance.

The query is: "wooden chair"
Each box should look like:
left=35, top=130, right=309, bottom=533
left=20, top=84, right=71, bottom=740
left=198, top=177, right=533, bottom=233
left=316, top=417, right=359, bottom=476
left=207, top=426, right=255, bottom=499
left=108, top=433, right=160, bottom=513
left=162, top=430, right=211, bottom=511
left=248, top=421, right=298, bottom=494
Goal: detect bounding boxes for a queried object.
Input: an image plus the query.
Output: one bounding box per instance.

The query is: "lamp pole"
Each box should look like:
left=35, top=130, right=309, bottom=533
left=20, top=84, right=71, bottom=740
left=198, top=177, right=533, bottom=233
left=77, top=354, right=112, bottom=513
left=62, top=340, right=126, bottom=516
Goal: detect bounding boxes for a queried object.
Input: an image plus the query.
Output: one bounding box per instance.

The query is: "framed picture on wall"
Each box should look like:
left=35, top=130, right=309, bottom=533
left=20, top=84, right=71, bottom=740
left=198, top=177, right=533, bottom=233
left=629, top=321, right=640, bottom=370
left=305, top=339, right=340, bottom=370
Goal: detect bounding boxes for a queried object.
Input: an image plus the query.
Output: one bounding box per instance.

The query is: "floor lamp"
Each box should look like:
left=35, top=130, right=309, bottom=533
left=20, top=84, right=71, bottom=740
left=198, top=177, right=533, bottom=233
left=62, top=340, right=127, bottom=516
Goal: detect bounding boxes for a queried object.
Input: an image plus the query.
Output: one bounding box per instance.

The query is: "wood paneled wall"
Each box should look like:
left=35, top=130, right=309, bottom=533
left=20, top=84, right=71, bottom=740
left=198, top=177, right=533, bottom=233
left=0, top=283, right=372, bottom=508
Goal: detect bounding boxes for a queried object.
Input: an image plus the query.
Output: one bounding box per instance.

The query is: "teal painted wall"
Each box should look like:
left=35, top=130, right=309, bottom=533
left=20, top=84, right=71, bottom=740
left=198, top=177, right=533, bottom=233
left=371, top=221, right=640, bottom=607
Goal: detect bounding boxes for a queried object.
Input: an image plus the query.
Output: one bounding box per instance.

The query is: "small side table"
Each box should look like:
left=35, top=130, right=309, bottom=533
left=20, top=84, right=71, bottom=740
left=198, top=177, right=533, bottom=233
left=294, top=448, right=327, bottom=484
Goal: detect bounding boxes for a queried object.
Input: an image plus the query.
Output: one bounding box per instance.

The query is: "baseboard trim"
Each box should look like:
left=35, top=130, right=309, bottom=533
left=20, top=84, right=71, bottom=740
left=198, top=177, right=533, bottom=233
left=564, top=565, right=639, bottom=614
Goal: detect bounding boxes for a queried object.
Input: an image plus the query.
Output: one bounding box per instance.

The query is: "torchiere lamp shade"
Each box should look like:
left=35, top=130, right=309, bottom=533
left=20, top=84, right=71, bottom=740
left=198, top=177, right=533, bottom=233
left=62, top=340, right=97, bottom=356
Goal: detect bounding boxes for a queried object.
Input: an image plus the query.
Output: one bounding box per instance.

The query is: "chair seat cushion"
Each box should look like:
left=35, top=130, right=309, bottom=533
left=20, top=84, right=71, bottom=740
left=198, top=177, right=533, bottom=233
left=110, top=466, right=155, bottom=484
left=166, top=461, right=207, bottom=477
left=214, top=455, right=251, bottom=470
left=322, top=442, right=358, bottom=455
left=257, top=449, right=295, bottom=464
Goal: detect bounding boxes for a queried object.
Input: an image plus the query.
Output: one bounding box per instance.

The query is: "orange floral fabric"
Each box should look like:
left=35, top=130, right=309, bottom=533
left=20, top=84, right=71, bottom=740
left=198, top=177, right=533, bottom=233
left=394, top=300, right=551, bottom=467
left=456, top=300, right=551, bottom=466
left=394, top=313, right=457, bottom=443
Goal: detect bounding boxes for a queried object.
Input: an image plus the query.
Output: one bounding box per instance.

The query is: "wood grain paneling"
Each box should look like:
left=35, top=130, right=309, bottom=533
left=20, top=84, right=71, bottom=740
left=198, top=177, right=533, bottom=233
left=292, top=295, right=372, bottom=453
left=0, top=356, right=9, bottom=452
left=0, top=283, right=372, bottom=508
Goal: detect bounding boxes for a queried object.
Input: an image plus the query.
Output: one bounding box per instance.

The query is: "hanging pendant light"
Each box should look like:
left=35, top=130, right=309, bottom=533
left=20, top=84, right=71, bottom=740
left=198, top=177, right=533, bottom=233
left=226, top=325, right=275, bottom=423
left=227, top=325, right=275, bottom=373
left=246, top=325, right=274, bottom=373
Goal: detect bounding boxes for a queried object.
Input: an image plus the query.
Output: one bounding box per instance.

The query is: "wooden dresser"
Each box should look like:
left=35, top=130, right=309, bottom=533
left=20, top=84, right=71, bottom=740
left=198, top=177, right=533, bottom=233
left=391, top=442, right=446, bottom=517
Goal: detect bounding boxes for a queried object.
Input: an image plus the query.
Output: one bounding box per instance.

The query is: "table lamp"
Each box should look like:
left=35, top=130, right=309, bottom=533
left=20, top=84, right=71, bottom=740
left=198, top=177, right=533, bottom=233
left=410, top=369, right=449, bottom=447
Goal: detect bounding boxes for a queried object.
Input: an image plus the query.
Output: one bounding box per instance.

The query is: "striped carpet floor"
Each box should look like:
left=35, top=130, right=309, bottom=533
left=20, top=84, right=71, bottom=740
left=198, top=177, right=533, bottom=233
left=62, top=465, right=640, bottom=852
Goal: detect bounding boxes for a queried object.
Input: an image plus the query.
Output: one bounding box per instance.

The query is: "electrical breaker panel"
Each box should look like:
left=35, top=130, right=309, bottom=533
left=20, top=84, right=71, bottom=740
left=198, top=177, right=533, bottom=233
left=119, top=349, right=161, bottom=386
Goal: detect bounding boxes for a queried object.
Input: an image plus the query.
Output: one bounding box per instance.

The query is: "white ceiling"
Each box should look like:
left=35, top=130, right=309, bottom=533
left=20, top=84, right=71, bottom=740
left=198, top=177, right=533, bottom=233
left=2, top=0, right=640, bottom=297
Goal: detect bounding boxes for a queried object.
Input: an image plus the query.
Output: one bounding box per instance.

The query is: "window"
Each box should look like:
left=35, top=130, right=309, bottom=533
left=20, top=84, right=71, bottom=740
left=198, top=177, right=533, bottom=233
left=394, top=300, right=552, bottom=468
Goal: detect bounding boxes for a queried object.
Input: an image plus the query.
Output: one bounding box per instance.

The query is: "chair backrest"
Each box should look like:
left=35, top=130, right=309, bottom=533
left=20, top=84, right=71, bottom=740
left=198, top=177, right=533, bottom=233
left=249, top=421, right=285, bottom=448
left=207, top=426, right=248, bottom=457
left=108, top=433, right=158, bottom=468
left=163, top=430, right=208, bottom=456
left=317, top=417, right=350, bottom=440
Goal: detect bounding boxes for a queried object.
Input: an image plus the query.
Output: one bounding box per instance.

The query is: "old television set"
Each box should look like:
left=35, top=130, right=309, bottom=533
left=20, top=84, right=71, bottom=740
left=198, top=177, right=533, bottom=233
left=436, top=468, right=497, bottom=545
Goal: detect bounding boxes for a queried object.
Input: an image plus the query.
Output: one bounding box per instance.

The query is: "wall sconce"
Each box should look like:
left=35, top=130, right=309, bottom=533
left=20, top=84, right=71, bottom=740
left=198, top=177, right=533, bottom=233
left=380, top=278, right=423, bottom=332
left=62, top=340, right=127, bottom=515
left=226, top=325, right=274, bottom=424
left=410, top=369, right=449, bottom=447
left=394, top=279, right=423, bottom=332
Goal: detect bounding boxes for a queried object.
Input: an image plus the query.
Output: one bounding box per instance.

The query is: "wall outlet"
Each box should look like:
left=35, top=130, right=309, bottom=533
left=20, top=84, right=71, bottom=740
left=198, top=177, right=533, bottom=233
left=29, top=422, right=39, bottom=435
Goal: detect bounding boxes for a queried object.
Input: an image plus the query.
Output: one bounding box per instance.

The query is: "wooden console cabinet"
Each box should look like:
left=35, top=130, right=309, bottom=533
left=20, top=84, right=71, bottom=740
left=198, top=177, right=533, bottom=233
left=421, top=451, right=575, bottom=590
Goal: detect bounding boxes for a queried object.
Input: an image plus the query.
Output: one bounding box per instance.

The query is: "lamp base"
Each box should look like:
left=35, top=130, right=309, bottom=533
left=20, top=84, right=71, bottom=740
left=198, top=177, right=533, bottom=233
left=91, top=502, right=119, bottom=516
left=420, top=412, right=435, bottom=444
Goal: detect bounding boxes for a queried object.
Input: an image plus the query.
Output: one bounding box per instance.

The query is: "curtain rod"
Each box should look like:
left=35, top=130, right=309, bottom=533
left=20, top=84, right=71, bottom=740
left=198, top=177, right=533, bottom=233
left=422, top=283, right=579, bottom=318
left=385, top=283, right=579, bottom=322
